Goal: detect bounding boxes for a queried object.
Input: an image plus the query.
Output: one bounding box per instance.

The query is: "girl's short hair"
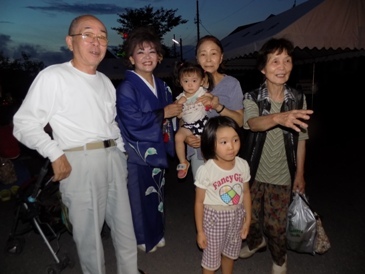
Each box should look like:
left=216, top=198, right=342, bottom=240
left=201, top=116, right=241, bottom=160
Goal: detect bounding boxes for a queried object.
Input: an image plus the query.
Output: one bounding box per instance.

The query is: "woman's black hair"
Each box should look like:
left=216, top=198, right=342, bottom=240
left=256, top=37, right=294, bottom=71
left=173, top=61, right=214, bottom=91
left=123, top=26, right=164, bottom=67
left=201, top=116, right=241, bottom=160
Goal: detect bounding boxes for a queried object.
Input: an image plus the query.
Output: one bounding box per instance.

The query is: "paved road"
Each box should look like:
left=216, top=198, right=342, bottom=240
left=1, top=111, right=364, bottom=274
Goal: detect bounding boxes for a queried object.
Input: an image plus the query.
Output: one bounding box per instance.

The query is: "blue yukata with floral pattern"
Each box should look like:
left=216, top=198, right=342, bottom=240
left=116, top=70, right=175, bottom=253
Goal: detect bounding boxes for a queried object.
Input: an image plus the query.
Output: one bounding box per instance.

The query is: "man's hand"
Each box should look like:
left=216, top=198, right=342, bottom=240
left=51, top=154, right=72, bottom=181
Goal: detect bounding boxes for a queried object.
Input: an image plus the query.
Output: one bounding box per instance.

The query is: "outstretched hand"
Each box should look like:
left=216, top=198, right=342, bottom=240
left=276, top=109, right=314, bottom=132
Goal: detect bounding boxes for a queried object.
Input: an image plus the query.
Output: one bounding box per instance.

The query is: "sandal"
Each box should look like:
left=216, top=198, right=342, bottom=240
left=177, top=162, right=190, bottom=179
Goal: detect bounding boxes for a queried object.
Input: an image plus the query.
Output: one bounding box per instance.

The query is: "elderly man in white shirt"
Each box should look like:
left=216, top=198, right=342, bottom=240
left=13, top=14, right=144, bottom=274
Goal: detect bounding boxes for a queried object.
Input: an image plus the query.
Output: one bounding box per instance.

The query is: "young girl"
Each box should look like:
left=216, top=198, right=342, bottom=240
left=174, top=62, right=214, bottom=179
left=194, top=116, right=251, bottom=274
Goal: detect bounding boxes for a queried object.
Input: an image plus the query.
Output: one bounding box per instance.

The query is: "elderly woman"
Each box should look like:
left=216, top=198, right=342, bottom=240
left=239, top=38, right=313, bottom=274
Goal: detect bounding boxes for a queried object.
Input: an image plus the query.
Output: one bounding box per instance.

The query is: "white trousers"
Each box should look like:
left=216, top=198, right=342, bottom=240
left=60, top=147, right=138, bottom=274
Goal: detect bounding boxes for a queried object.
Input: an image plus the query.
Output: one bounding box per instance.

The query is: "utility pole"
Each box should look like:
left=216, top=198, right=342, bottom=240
left=173, top=34, right=177, bottom=58
left=196, top=0, right=200, bottom=42
left=179, top=38, right=183, bottom=61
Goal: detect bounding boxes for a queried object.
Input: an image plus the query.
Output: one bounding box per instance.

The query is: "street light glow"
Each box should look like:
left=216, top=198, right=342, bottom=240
left=172, top=37, right=183, bottom=61
left=172, top=38, right=180, bottom=45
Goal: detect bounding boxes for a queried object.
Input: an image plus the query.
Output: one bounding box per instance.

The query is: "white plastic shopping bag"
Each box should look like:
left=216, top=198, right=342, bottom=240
left=286, top=192, right=316, bottom=254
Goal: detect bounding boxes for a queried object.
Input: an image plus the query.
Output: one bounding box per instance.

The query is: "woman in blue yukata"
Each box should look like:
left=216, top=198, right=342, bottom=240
left=116, top=26, right=182, bottom=253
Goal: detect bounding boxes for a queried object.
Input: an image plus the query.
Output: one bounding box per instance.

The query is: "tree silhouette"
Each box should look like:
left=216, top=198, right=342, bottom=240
left=0, top=52, right=44, bottom=104
left=111, top=5, right=188, bottom=57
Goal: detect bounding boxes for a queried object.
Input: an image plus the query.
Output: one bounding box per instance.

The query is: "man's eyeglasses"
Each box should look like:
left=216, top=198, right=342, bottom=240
left=70, top=32, right=108, bottom=46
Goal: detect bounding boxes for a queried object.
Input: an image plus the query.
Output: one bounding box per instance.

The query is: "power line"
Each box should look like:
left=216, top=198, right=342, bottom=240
left=199, top=22, right=213, bottom=36
left=196, top=0, right=200, bottom=42
left=212, top=0, right=256, bottom=24
left=196, top=0, right=256, bottom=36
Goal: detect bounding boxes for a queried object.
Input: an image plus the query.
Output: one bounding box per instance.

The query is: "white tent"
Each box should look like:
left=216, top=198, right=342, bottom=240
left=221, top=0, right=365, bottom=65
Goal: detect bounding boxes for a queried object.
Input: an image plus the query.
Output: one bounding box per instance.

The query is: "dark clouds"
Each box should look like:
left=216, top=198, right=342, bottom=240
left=24, top=0, right=167, bottom=15
left=26, top=2, right=128, bottom=15
left=0, top=33, right=72, bottom=66
left=0, top=34, right=12, bottom=57
left=0, top=1, right=177, bottom=66
left=0, top=1, right=128, bottom=66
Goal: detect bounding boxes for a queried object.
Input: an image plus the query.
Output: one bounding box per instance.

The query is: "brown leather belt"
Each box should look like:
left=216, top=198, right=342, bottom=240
left=64, top=139, right=116, bottom=152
